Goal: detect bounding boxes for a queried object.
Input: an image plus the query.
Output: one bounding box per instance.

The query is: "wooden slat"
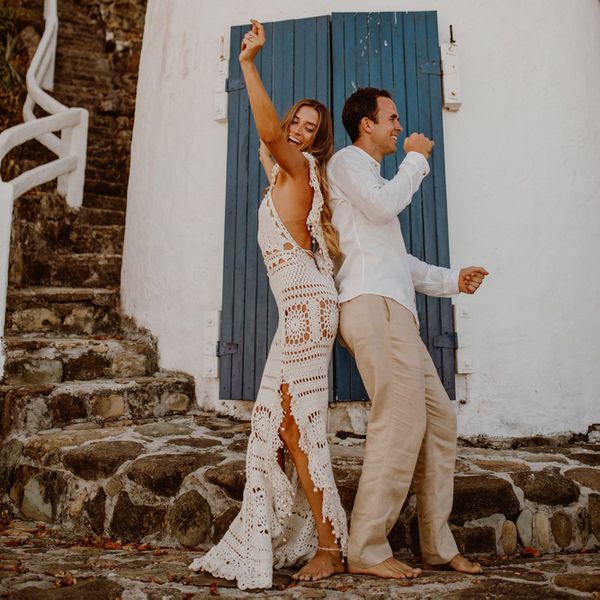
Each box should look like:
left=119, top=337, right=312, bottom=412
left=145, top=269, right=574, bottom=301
left=230, top=45, right=251, bottom=400
left=293, top=19, right=306, bottom=101
left=367, top=13, right=382, bottom=89
left=305, top=18, right=317, bottom=100
left=401, top=13, right=427, bottom=339
left=426, top=12, right=455, bottom=398
left=219, top=25, right=243, bottom=399
left=242, top=28, right=265, bottom=399
left=415, top=12, right=442, bottom=371
left=390, top=13, right=411, bottom=244
left=331, top=13, right=351, bottom=402
left=379, top=13, right=396, bottom=179
left=316, top=16, right=330, bottom=105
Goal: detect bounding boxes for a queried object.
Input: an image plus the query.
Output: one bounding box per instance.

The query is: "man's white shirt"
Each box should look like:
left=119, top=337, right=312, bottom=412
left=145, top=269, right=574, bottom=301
left=327, top=145, right=460, bottom=325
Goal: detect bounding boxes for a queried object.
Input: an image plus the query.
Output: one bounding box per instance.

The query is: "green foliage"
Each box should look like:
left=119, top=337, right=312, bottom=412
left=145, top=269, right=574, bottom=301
left=0, top=1, right=39, bottom=92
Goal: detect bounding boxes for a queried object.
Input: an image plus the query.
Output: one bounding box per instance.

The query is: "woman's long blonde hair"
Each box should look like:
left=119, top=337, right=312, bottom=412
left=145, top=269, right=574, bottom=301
left=281, top=99, right=341, bottom=257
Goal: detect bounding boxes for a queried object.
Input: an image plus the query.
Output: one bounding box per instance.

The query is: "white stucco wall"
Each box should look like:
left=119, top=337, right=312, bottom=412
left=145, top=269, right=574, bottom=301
left=121, top=0, right=600, bottom=438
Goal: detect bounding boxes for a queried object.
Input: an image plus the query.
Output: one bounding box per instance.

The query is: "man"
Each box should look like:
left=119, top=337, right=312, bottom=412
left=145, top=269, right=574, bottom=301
left=327, top=87, right=488, bottom=579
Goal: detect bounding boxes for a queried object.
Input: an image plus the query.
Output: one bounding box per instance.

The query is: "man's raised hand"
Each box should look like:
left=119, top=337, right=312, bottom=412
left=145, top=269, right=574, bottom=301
left=458, top=267, right=489, bottom=294
left=404, top=133, right=434, bottom=159
left=239, top=19, right=265, bottom=64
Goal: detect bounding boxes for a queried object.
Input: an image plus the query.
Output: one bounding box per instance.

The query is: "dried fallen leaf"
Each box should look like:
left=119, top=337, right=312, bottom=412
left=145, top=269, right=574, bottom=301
left=4, top=539, right=25, bottom=547
left=521, top=546, right=541, bottom=558
left=53, top=572, right=77, bottom=587
left=526, top=569, right=545, bottom=574
left=153, top=549, right=167, bottom=556
left=136, top=543, right=153, bottom=551
left=10, top=565, right=27, bottom=573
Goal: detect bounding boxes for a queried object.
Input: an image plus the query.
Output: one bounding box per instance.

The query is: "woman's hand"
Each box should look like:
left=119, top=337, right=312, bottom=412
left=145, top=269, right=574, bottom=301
left=239, top=19, right=265, bottom=64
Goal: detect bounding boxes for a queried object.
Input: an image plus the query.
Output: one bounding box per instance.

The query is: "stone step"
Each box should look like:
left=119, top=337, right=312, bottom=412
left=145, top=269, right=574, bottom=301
left=0, top=414, right=239, bottom=544
left=54, top=63, right=112, bottom=83
left=5, top=286, right=120, bottom=336
left=0, top=414, right=597, bottom=553
left=3, top=334, right=157, bottom=386
left=74, top=207, right=126, bottom=226
left=84, top=178, right=127, bottom=198
left=68, top=224, right=124, bottom=254
left=85, top=161, right=128, bottom=181
left=82, top=193, right=127, bottom=212
left=19, top=253, right=122, bottom=288
left=88, top=123, right=117, bottom=136
left=54, top=54, right=109, bottom=71
left=52, top=82, right=112, bottom=97
left=12, top=190, right=69, bottom=223
left=0, top=373, right=196, bottom=437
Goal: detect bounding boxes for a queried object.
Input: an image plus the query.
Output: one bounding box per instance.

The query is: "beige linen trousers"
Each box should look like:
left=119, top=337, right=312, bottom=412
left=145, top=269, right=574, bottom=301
left=339, top=294, right=459, bottom=568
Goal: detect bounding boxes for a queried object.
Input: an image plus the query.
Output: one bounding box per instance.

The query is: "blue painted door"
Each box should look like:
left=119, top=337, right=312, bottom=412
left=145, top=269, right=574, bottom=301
left=220, top=12, right=456, bottom=401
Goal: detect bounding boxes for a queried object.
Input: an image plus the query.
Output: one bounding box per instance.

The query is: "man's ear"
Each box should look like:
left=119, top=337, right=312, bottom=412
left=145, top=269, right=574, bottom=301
left=360, top=116, right=372, bottom=135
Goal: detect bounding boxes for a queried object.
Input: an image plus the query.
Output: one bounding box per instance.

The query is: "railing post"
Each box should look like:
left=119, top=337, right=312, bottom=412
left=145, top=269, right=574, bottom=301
left=41, top=0, right=57, bottom=92
left=57, top=108, right=88, bottom=207
left=0, top=182, right=15, bottom=381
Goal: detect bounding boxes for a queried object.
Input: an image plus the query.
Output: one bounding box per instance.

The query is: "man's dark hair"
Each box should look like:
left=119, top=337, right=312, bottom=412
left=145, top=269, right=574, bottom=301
left=342, top=87, right=393, bottom=143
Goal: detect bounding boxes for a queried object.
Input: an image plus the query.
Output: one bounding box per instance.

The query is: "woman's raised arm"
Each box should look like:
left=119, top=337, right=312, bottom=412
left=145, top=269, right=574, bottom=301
left=239, top=20, right=307, bottom=180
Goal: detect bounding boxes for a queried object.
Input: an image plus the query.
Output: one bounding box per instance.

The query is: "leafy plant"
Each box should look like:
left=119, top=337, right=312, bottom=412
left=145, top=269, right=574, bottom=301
left=0, top=1, right=40, bottom=92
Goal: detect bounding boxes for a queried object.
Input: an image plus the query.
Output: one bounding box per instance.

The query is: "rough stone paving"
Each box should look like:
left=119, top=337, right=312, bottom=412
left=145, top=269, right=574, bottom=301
left=1, top=425, right=600, bottom=599
left=1, top=412, right=600, bottom=597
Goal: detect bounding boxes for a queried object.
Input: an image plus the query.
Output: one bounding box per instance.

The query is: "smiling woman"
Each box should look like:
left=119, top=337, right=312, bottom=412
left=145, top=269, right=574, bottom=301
left=188, top=19, right=347, bottom=590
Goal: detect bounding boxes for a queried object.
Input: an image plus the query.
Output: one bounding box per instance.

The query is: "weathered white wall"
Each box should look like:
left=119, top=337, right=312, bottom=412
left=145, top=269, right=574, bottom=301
left=121, top=0, right=600, bottom=438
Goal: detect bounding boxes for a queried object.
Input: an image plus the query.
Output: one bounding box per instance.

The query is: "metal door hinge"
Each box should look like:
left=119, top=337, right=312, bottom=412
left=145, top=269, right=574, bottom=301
left=216, top=341, right=239, bottom=356
left=433, top=333, right=458, bottom=349
left=225, top=78, right=245, bottom=92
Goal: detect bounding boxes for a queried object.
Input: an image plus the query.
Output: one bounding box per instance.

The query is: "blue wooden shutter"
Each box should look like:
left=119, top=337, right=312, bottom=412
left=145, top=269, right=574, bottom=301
left=219, top=17, right=331, bottom=400
left=331, top=12, right=457, bottom=400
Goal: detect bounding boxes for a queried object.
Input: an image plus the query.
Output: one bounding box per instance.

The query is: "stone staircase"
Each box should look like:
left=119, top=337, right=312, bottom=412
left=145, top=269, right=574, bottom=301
left=0, top=0, right=212, bottom=546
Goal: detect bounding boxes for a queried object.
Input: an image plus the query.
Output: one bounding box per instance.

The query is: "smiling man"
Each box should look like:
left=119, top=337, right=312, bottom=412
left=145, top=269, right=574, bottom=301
left=327, top=87, right=488, bottom=579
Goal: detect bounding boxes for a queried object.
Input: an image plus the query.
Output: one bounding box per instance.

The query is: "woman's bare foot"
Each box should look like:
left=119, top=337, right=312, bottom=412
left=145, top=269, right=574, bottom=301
left=423, top=554, right=482, bottom=574
left=347, top=557, right=421, bottom=579
left=292, top=549, right=345, bottom=582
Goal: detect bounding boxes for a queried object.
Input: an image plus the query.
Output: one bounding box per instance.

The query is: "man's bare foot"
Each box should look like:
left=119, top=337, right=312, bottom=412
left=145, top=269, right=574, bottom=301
left=292, top=549, right=345, bottom=582
left=423, top=553, right=482, bottom=574
left=347, top=557, right=421, bottom=579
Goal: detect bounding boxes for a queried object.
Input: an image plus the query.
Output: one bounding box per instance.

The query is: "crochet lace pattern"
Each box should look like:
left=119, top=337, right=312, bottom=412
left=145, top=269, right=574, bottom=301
left=189, top=152, right=347, bottom=590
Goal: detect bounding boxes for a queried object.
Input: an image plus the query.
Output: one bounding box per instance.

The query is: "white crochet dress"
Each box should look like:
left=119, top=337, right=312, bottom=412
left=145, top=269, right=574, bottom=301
left=189, top=153, right=348, bottom=589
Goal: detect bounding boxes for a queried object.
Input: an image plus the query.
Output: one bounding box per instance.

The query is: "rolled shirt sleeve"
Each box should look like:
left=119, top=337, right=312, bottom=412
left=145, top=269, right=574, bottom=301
left=328, top=150, right=430, bottom=224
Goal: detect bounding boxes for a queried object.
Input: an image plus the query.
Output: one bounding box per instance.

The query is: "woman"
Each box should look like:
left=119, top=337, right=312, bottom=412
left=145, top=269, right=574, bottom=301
left=189, top=20, right=347, bottom=589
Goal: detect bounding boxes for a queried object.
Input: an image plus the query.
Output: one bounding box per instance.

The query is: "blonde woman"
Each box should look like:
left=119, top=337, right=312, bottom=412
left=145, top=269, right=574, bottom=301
left=189, top=19, right=347, bottom=589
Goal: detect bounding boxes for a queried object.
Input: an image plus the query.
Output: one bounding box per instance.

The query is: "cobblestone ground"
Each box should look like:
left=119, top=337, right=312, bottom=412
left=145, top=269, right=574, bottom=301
left=1, top=517, right=599, bottom=599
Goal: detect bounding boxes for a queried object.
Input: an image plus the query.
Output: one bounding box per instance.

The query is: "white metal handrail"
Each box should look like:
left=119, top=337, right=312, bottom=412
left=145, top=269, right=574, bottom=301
left=0, top=0, right=88, bottom=379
